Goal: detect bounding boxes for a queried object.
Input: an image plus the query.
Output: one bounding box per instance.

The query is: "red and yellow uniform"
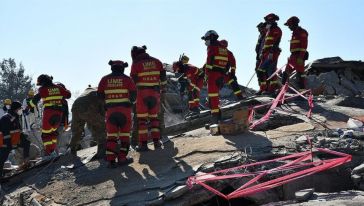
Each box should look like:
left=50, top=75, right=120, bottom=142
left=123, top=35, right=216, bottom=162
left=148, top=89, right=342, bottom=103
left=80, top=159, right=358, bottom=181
left=258, top=24, right=282, bottom=93
left=31, top=83, right=71, bottom=155
left=204, top=40, right=230, bottom=116
left=286, top=26, right=308, bottom=89
left=220, top=40, right=244, bottom=100
left=131, top=53, right=167, bottom=146
left=98, top=68, right=136, bottom=162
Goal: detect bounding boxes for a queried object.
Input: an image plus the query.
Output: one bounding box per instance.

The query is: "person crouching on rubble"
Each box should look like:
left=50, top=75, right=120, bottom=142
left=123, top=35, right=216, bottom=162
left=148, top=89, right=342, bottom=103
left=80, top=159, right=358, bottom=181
left=98, top=60, right=136, bottom=168
left=30, top=74, right=71, bottom=156
left=130, top=45, right=167, bottom=152
left=0, top=101, right=31, bottom=177
left=172, top=54, right=204, bottom=117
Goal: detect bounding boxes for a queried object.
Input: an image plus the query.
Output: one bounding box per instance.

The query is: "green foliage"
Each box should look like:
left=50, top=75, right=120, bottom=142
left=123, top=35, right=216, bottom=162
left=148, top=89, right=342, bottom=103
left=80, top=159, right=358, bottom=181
left=0, top=58, right=34, bottom=102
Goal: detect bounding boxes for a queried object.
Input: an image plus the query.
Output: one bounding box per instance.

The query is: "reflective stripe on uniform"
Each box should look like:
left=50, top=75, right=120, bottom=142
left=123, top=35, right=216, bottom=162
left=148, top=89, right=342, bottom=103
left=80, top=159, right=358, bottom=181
left=205, top=64, right=213, bottom=69
left=105, top=98, right=130, bottom=104
left=228, top=79, right=234, bottom=84
left=270, top=80, right=279, bottom=85
left=149, top=114, right=158, bottom=118
left=188, top=101, right=195, bottom=104
left=136, top=82, right=160, bottom=86
left=43, top=96, right=63, bottom=101
left=263, top=44, right=273, bottom=49
left=208, top=93, right=219, bottom=97
left=290, top=40, right=300, bottom=43
left=138, top=129, right=148, bottom=134
left=161, top=80, right=167, bottom=85
left=214, top=56, right=228, bottom=61
left=29, top=100, right=36, bottom=108
left=107, top=132, right=130, bottom=137
left=211, top=109, right=220, bottom=113
left=10, top=129, right=21, bottom=134
left=52, top=139, right=57, bottom=143
left=193, top=98, right=199, bottom=102
left=138, top=71, right=160, bottom=77
left=290, top=48, right=306, bottom=52
left=265, top=37, right=274, bottom=40
left=106, top=151, right=114, bottom=155
left=137, top=113, right=148, bottom=118
left=234, top=90, right=242, bottom=95
left=105, top=89, right=128, bottom=94
left=42, top=128, right=58, bottom=134
left=43, top=141, right=54, bottom=146
left=151, top=128, right=159, bottom=132
left=231, top=67, right=236, bottom=70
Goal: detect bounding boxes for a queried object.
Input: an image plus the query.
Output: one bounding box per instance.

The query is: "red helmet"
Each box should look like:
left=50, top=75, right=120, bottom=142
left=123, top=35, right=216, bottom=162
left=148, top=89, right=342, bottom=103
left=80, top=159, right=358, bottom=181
left=220, top=39, right=228, bottom=47
left=264, top=13, right=279, bottom=22
left=284, top=16, right=300, bottom=26
left=108, top=60, right=128, bottom=68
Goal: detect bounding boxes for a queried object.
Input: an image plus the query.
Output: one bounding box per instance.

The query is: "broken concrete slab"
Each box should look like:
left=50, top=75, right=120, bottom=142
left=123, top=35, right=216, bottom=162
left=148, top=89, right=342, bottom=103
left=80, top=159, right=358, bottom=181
left=352, top=163, right=364, bottom=175
left=295, top=188, right=314, bottom=202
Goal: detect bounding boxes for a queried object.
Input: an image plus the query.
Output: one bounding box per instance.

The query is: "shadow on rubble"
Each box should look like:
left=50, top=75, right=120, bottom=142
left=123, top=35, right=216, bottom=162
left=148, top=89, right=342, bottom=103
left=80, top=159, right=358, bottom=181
left=138, top=140, right=194, bottom=187
left=221, top=131, right=273, bottom=155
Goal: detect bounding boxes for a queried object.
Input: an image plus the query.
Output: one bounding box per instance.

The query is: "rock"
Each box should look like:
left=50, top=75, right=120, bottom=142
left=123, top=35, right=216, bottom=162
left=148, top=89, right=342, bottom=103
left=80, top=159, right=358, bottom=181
left=323, top=85, right=336, bottom=95
left=353, top=81, right=364, bottom=94
left=145, top=197, right=164, bottom=206
left=340, top=76, right=360, bottom=95
left=295, top=188, right=314, bottom=202
left=165, top=185, right=189, bottom=200
left=336, top=85, right=354, bottom=96
left=359, top=182, right=364, bottom=191
left=351, top=174, right=362, bottom=185
left=295, top=135, right=313, bottom=144
left=352, top=163, right=364, bottom=175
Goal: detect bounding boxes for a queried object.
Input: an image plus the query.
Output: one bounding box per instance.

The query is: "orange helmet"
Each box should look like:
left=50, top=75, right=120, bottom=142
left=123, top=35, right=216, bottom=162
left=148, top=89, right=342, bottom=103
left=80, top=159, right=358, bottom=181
left=264, top=13, right=279, bottom=22
left=284, top=16, right=300, bottom=26
left=3, top=99, right=11, bottom=105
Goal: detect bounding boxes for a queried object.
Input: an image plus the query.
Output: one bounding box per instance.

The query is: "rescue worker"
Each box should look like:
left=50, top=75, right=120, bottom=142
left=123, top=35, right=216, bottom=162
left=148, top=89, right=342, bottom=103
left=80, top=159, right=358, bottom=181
left=130, top=45, right=167, bottom=151
left=2, top=99, right=12, bottom=115
left=282, top=16, right=309, bottom=90
left=219, top=40, right=245, bottom=100
left=98, top=60, right=136, bottom=168
left=257, top=13, right=282, bottom=95
left=70, top=87, right=106, bottom=159
left=201, top=30, right=229, bottom=124
left=30, top=74, right=71, bottom=156
left=22, top=89, right=40, bottom=132
left=255, top=22, right=267, bottom=94
left=172, top=54, right=204, bottom=115
left=0, top=101, right=30, bottom=177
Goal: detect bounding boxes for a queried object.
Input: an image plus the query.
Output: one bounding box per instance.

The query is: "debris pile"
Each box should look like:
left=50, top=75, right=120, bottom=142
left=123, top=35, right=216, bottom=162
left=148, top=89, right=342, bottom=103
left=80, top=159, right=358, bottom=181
left=305, top=57, right=364, bottom=96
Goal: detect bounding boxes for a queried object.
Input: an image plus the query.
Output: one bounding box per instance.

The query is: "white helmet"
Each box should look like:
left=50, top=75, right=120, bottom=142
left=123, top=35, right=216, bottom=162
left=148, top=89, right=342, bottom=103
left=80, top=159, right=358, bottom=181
left=201, top=30, right=219, bottom=40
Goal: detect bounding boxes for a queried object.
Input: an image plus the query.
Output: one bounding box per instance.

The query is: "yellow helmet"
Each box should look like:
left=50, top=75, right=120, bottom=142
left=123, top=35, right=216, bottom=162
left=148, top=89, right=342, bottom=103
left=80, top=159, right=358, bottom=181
left=4, top=99, right=11, bottom=105
left=28, top=89, right=35, bottom=97
left=180, top=55, right=189, bottom=64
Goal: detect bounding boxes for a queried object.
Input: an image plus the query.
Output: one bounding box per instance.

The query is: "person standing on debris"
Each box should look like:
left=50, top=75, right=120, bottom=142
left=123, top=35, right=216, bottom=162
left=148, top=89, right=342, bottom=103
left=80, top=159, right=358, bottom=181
left=172, top=54, right=204, bottom=116
left=0, top=101, right=30, bottom=177
left=30, top=74, right=71, bottom=156
left=130, top=45, right=167, bottom=151
left=255, top=22, right=267, bottom=93
left=219, top=40, right=245, bottom=100
left=201, top=30, right=229, bottom=124
left=257, top=13, right=282, bottom=95
left=282, top=16, right=309, bottom=90
left=70, top=86, right=106, bottom=159
left=98, top=60, right=136, bottom=168
left=22, top=89, right=40, bottom=132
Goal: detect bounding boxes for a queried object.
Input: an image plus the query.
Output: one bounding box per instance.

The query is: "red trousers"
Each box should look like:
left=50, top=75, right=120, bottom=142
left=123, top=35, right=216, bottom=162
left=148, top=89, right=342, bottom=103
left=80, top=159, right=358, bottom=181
left=136, top=88, right=160, bottom=144
left=105, top=106, right=131, bottom=162
left=42, top=108, right=63, bottom=155
left=207, top=70, right=225, bottom=115
left=286, top=54, right=306, bottom=89
left=257, top=52, right=281, bottom=92
left=188, top=78, right=203, bottom=110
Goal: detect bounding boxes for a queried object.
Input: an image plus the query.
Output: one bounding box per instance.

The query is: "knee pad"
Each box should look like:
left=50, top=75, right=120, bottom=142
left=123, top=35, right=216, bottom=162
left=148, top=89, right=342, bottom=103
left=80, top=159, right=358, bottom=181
left=143, top=96, right=157, bottom=109
left=49, top=114, right=61, bottom=126
left=108, top=112, right=127, bottom=127
left=215, top=77, right=224, bottom=89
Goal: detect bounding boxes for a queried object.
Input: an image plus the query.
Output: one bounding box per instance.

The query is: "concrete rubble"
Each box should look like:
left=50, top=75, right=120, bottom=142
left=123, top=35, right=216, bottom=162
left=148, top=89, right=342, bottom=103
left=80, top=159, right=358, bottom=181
left=1, top=58, right=364, bottom=205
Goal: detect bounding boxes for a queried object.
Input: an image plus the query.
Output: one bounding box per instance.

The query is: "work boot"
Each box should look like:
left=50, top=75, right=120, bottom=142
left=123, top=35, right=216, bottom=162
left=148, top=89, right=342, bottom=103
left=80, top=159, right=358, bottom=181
left=136, top=142, right=149, bottom=152
left=107, top=160, right=117, bottom=168
left=118, top=157, right=134, bottom=166
left=153, top=139, right=162, bottom=150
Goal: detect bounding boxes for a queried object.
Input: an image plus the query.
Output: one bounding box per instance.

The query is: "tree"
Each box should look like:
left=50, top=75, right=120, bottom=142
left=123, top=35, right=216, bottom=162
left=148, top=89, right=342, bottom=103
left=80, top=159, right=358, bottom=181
left=0, top=58, right=34, bottom=102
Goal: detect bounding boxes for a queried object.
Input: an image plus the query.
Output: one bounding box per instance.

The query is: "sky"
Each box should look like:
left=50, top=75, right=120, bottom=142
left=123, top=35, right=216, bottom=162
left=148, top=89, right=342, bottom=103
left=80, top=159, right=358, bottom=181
left=1, top=0, right=363, bottom=95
